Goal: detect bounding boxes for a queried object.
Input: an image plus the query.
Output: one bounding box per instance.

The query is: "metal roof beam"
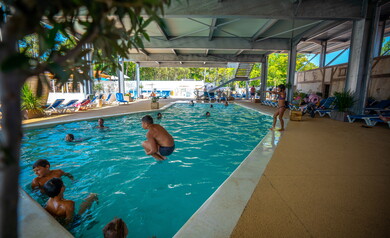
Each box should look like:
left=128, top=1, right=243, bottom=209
left=209, top=18, right=218, bottom=41
left=140, top=49, right=149, bottom=56
left=252, top=19, right=278, bottom=41
left=138, top=62, right=229, bottom=68
left=156, top=21, right=170, bottom=40
left=126, top=53, right=264, bottom=63
left=144, top=37, right=290, bottom=50
left=161, top=0, right=365, bottom=20
left=294, top=21, right=343, bottom=44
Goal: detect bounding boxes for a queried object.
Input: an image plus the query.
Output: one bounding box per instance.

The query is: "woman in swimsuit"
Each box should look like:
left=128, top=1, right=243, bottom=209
left=265, top=84, right=287, bottom=131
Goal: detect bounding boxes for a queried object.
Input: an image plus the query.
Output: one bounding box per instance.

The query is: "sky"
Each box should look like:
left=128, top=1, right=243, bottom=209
left=307, top=36, right=390, bottom=67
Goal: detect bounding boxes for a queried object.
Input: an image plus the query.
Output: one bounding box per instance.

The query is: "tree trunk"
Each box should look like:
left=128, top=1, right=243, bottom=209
left=0, top=71, right=24, bottom=238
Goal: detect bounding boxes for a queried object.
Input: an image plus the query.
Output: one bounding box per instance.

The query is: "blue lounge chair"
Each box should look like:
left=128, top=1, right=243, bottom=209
left=44, top=99, right=65, bottom=114
left=115, top=93, right=129, bottom=104
left=58, top=99, right=79, bottom=113
left=366, top=117, right=390, bottom=128
left=314, top=97, right=336, bottom=116
left=104, top=93, right=112, bottom=104
left=364, top=100, right=390, bottom=113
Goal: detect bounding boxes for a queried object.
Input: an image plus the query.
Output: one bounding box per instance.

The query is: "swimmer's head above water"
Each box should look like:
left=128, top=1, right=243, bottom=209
left=65, top=134, right=74, bottom=142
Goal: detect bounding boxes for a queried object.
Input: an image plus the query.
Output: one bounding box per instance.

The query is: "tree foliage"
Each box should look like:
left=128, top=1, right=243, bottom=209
left=381, top=39, right=390, bottom=55
left=0, top=1, right=170, bottom=236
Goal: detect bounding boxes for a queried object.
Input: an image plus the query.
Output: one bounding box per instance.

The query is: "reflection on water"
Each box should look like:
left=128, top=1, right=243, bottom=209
left=20, top=103, right=273, bottom=238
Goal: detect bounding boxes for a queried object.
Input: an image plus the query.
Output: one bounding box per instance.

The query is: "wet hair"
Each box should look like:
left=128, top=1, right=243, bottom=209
left=103, top=218, right=128, bottom=238
left=278, top=84, right=286, bottom=91
left=65, top=134, right=74, bottom=142
left=43, top=178, right=63, bottom=198
left=206, top=112, right=210, bottom=116
left=141, top=115, right=154, bottom=124
left=33, top=159, right=50, bottom=169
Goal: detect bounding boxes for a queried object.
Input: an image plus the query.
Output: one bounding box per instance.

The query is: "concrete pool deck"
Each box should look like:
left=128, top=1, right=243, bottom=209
left=232, top=102, right=390, bottom=238
left=22, top=99, right=390, bottom=237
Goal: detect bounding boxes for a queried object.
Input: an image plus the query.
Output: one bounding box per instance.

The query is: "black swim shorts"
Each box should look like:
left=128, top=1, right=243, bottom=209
left=159, top=145, right=175, bottom=156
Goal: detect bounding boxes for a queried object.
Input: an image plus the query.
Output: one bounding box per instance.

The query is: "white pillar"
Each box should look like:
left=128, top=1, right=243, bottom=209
left=117, top=59, right=125, bottom=94
left=136, top=63, right=140, bottom=98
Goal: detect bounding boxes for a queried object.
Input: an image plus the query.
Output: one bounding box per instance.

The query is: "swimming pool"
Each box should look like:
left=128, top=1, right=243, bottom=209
left=20, top=103, right=273, bottom=238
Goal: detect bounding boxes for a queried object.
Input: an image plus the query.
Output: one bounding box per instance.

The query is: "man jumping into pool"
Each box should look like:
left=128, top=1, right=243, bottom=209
left=141, top=115, right=175, bottom=161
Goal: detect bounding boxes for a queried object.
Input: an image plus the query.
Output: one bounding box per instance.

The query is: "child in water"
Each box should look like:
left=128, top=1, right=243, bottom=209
left=31, top=159, right=74, bottom=193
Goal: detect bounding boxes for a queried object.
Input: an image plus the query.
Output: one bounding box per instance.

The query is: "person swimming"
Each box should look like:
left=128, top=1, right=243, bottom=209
left=65, top=134, right=90, bottom=142
left=205, top=112, right=211, bottom=117
left=95, top=118, right=109, bottom=129
left=157, top=113, right=162, bottom=119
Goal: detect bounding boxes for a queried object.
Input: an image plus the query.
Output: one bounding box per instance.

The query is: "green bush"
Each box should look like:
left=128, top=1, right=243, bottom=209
left=333, top=90, right=356, bottom=112
left=21, top=84, right=43, bottom=112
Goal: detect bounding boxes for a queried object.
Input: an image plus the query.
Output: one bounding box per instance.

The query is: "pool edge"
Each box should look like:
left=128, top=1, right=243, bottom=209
left=173, top=104, right=286, bottom=238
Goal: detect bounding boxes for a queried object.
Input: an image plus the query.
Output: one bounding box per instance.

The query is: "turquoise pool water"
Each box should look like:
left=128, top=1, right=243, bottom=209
left=20, top=103, right=272, bottom=238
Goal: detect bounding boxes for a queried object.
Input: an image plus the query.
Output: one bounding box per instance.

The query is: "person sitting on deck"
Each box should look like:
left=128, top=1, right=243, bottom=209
left=141, top=115, right=175, bottom=161
left=157, top=113, right=163, bottom=120
left=31, top=159, right=74, bottom=193
left=95, top=118, right=109, bottom=129
left=43, top=178, right=98, bottom=226
left=103, top=218, right=128, bottom=238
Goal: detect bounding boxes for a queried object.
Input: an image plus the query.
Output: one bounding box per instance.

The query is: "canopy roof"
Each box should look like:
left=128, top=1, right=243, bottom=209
left=124, top=0, right=390, bottom=68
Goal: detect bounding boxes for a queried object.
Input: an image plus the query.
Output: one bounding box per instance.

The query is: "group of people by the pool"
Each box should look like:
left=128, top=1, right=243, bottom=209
left=31, top=113, right=176, bottom=236
left=29, top=86, right=285, bottom=236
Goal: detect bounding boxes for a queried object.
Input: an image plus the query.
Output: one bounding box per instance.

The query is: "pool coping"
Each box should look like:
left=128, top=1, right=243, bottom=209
left=173, top=103, right=287, bottom=238
left=20, top=101, right=285, bottom=238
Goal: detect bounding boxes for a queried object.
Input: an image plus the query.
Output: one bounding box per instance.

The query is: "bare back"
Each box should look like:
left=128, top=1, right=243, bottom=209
left=45, top=198, right=75, bottom=223
left=147, top=124, right=174, bottom=147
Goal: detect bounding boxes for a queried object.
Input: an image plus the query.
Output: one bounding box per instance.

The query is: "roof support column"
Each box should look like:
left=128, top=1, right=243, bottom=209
left=136, top=63, right=141, bottom=99
left=345, top=1, right=381, bottom=114
left=245, top=81, right=249, bottom=100
left=117, top=59, right=125, bottom=94
left=319, top=41, right=327, bottom=68
left=287, top=43, right=297, bottom=102
left=82, top=43, right=94, bottom=96
left=260, top=56, right=268, bottom=101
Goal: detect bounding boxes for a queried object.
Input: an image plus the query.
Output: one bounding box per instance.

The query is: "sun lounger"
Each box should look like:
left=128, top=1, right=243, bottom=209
left=364, top=100, right=390, bottom=113
left=58, top=99, right=79, bottom=113
left=115, top=93, right=129, bottom=104
left=366, top=118, right=390, bottom=128
left=104, top=94, right=112, bottom=104
left=44, top=99, right=65, bottom=115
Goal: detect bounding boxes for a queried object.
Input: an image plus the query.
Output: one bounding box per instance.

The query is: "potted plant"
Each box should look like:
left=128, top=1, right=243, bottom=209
left=139, top=84, right=144, bottom=99
left=330, top=90, right=356, bottom=122
left=21, top=84, right=44, bottom=119
left=124, top=93, right=132, bottom=102
left=151, top=96, right=159, bottom=109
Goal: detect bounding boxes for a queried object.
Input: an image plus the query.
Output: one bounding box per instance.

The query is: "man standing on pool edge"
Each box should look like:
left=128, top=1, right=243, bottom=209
left=141, top=115, right=175, bottom=161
